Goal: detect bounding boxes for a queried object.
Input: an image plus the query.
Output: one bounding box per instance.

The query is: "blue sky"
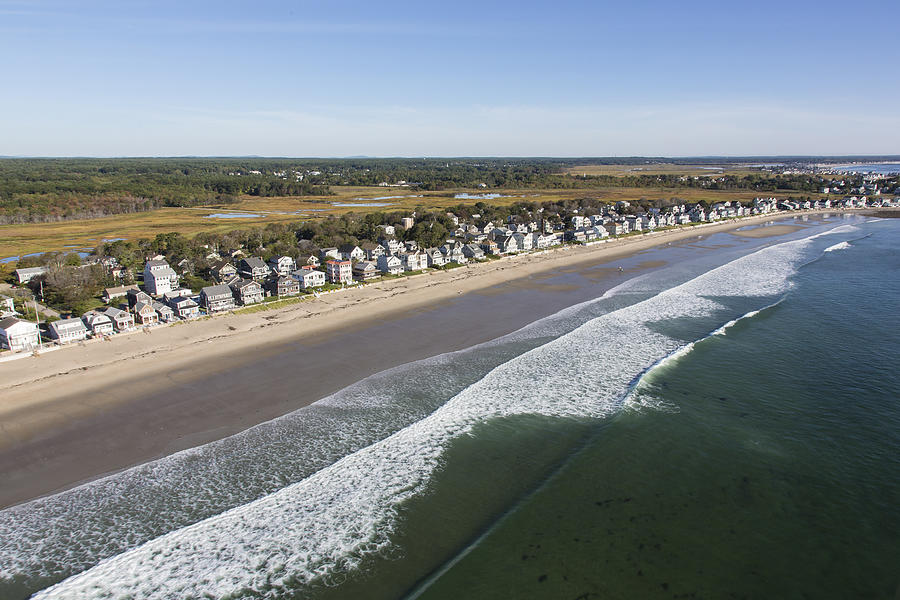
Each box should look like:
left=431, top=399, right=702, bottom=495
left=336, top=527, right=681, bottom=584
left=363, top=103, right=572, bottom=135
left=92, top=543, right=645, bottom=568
left=1, top=0, right=898, bottom=157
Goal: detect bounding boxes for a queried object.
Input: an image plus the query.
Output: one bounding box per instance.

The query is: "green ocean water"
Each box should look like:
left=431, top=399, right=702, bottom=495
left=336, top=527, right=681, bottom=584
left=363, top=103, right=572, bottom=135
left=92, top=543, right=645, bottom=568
left=413, top=220, right=900, bottom=599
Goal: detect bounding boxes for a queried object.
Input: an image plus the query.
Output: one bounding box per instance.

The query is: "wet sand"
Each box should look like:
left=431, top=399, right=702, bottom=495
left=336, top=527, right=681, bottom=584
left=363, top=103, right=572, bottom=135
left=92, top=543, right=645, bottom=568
left=0, top=211, right=845, bottom=508
left=729, top=224, right=803, bottom=238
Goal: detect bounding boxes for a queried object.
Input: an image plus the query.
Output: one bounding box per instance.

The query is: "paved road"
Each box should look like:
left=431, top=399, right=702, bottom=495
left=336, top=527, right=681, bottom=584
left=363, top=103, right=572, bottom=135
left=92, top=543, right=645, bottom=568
left=0, top=282, right=61, bottom=319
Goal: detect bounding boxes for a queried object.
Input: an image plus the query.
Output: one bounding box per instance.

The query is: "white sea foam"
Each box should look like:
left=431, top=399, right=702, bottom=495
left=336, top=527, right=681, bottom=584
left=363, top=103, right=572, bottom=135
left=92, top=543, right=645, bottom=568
left=32, top=233, right=818, bottom=599
left=808, top=224, right=858, bottom=239
left=824, top=241, right=851, bottom=252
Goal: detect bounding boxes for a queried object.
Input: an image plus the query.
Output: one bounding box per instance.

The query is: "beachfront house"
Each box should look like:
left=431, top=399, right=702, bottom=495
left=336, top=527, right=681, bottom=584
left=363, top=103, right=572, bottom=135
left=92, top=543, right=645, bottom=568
left=238, top=257, right=270, bottom=282
left=292, top=268, right=326, bottom=290
left=143, top=259, right=179, bottom=295
left=401, top=251, right=428, bottom=271
left=326, top=260, right=353, bottom=284
left=463, top=244, right=485, bottom=260
left=230, top=279, right=265, bottom=305
left=168, top=295, right=200, bottom=319
left=268, top=255, right=297, bottom=277
left=82, top=311, right=114, bottom=336
left=201, top=284, right=236, bottom=313
left=102, top=306, right=135, bottom=331
left=604, top=222, right=625, bottom=236
left=377, top=254, right=403, bottom=275
left=441, top=244, right=467, bottom=264
left=268, top=276, right=301, bottom=297
left=513, top=233, right=533, bottom=251
left=133, top=301, right=159, bottom=326
left=495, top=235, right=519, bottom=254
left=0, top=317, right=40, bottom=352
left=152, top=301, right=176, bottom=322
left=352, top=261, right=379, bottom=281
left=48, top=317, right=88, bottom=343
left=425, top=248, right=446, bottom=267
left=480, top=240, right=500, bottom=255
left=15, top=267, right=47, bottom=284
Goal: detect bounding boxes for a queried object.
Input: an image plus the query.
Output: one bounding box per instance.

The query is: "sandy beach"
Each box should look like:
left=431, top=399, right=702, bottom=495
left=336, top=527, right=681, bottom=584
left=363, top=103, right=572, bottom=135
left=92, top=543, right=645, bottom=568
left=0, top=211, right=843, bottom=508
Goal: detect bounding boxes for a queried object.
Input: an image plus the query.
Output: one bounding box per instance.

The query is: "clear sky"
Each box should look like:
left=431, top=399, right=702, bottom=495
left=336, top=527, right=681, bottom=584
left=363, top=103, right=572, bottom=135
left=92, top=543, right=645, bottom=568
left=1, top=0, right=898, bottom=157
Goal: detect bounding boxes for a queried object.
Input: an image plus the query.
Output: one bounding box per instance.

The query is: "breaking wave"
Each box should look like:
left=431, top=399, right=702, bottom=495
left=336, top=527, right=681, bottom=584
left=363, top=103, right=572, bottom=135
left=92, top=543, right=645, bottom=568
left=824, top=241, right=851, bottom=252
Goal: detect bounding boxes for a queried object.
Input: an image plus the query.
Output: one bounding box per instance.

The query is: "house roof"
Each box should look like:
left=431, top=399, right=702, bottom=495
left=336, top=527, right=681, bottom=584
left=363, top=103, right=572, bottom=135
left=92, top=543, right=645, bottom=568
left=240, top=257, right=268, bottom=270
left=0, top=316, right=30, bottom=330
left=152, top=301, right=173, bottom=313
left=134, top=301, right=155, bottom=314
left=83, top=312, right=112, bottom=325
left=210, top=259, right=235, bottom=270
left=102, top=306, right=130, bottom=319
left=202, top=284, right=233, bottom=297
left=51, top=317, right=87, bottom=332
left=144, top=259, right=172, bottom=270
left=295, top=269, right=323, bottom=279
left=231, top=278, right=262, bottom=291
left=170, top=296, right=197, bottom=307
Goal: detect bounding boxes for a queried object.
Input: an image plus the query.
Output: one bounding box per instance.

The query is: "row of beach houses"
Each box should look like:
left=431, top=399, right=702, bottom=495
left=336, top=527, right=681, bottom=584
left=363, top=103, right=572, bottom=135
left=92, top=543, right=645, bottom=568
left=2, top=195, right=896, bottom=355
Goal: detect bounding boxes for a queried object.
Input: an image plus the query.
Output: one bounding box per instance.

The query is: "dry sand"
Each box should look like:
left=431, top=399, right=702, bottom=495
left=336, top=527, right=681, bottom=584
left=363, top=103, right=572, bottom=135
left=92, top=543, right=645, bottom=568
left=0, top=210, right=845, bottom=507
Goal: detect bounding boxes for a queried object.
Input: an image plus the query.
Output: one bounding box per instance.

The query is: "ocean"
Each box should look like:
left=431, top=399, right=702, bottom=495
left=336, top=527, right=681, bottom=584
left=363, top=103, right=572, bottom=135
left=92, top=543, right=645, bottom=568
left=1, top=215, right=897, bottom=599
left=830, top=162, right=900, bottom=175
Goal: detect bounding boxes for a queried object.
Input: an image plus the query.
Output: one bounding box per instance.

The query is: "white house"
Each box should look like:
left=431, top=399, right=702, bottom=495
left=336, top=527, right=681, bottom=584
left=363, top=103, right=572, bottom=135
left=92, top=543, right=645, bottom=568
left=82, top=311, right=114, bottom=336
left=401, top=251, right=428, bottom=271
left=377, top=254, right=403, bottom=275
left=48, top=317, right=88, bottom=343
left=425, top=248, right=447, bottom=267
left=338, top=244, right=365, bottom=261
left=292, top=268, right=326, bottom=290
left=268, top=255, right=297, bottom=277
left=0, top=317, right=40, bottom=352
left=143, top=259, right=179, bottom=295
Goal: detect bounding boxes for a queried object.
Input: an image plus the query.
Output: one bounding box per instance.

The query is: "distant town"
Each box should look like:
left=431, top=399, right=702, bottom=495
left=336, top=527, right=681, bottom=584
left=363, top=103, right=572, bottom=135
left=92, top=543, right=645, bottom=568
left=1, top=187, right=897, bottom=358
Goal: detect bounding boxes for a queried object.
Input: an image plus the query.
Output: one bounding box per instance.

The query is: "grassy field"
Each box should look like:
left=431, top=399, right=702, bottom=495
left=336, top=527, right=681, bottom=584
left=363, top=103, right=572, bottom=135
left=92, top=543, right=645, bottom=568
left=0, top=185, right=817, bottom=262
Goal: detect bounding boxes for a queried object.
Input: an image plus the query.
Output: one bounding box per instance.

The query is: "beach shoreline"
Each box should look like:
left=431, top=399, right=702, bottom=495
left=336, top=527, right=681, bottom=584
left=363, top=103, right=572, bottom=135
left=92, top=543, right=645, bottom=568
left=0, top=210, right=852, bottom=508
